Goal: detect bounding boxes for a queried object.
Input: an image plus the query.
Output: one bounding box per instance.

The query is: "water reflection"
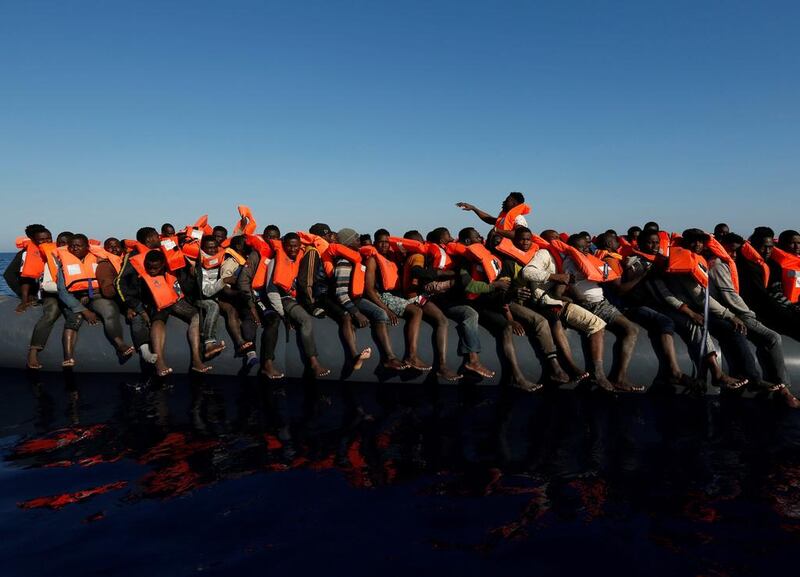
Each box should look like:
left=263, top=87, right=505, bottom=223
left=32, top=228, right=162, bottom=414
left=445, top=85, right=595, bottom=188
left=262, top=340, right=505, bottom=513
left=6, top=370, right=800, bottom=574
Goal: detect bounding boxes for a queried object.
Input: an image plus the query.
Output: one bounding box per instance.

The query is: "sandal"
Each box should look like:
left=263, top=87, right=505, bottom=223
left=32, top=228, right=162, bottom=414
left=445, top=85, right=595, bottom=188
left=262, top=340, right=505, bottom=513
left=62, top=359, right=76, bottom=368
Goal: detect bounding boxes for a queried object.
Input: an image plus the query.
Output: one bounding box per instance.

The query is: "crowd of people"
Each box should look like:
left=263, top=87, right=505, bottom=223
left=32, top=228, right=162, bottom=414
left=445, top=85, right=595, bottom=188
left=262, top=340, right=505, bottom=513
left=4, top=194, right=800, bottom=406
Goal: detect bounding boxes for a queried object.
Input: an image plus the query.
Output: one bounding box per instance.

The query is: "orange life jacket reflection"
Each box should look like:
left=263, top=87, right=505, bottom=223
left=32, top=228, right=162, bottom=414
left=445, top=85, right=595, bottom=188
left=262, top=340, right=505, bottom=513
left=495, top=238, right=538, bottom=265
left=770, top=247, right=800, bottom=303
left=57, top=248, right=99, bottom=293
left=361, top=246, right=399, bottom=291
left=495, top=203, right=531, bottom=231
left=129, top=253, right=182, bottom=310
left=739, top=242, right=769, bottom=289
left=666, top=247, right=708, bottom=288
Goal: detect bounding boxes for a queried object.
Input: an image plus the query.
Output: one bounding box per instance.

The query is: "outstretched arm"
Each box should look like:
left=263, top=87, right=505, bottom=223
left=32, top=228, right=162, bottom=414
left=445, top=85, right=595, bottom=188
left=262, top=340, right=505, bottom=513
left=456, top=202, right=497, bottom=225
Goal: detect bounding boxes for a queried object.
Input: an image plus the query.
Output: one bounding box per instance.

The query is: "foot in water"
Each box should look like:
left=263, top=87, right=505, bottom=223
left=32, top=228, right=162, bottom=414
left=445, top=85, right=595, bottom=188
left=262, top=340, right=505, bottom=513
left=352, top=347, right=372, bottom=370
left=402, top=356, right=432, bottom=371
left=436, top=367, right=462, bottom=382
left=462, top=361, right=495, bottom=379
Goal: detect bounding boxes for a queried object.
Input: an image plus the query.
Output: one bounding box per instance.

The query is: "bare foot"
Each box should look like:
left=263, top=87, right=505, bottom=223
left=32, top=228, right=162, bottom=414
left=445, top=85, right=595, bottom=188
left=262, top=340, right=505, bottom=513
left=27, top=348, right=42, bottom=370
left=155, top=361, right=173, bottom=377
left=549, top=367, right=571, bottom=384
left=403, top=356, right=432, bottom=371
left=260, top=362, right=285, bottom=379
left=591, top=371, right=616, bottom=393
left=61, top=358, right=76, bottom=368
left=463, top=361, right=495, bottom=379
left=204, top=341, right=226, bottom=360
left=712, top=374, right=748, bottom=390
left=776, top=386, right=800, bottom=408
left=310, top=362, right=331, bottom=378
left=191, top=364, right=212, bottom=374
left=510, top=379, right=543, bottom=393
left=613, top=379, right=645, bottom=393
left=383, top=357, right=408, bottom=370
left=436, top=367, right=462, bottom=382
left=352, top=347, right=372, bottom=370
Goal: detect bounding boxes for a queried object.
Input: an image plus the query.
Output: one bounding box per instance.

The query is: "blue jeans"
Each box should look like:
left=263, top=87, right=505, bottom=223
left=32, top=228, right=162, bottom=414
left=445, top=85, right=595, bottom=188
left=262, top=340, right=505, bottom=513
left=436, top=301, right=481, bottom=355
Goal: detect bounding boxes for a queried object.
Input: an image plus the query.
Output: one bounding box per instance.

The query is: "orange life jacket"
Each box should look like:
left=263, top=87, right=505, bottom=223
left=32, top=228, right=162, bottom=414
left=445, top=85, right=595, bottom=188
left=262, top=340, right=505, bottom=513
left=124, top=238, right=185, bottom=271
left=531, top=235, right=564, bottom=272
left=200, top=248, right=226, bottom=270
left=16, top=236, right=30, bottom=249
left=129, top=253, right=182, bottom=311
left=666, top=247, right=709, bottom=288
left=40, top=243, right=60, bottom=282
left=562, top=246, right=620, bottom=282
left=657, top=231, right=672, bottom=257
left=464, top=243, right=502, bottom=283
left=495, top=203, right=531, bottom=231
left=233, top=205, right=257, bottom=236
left=426, top=243, right=458, bottom=270
left=87, top=245, right=123, bottom=274
left=705, top=236, right=740, bottom=293
left=20, top=242, right=47, bottom=279
left=769, top=247, right=800, bottom=303
left=271, top=244, right=304, bottom=297
left=246, top=235, right=274, bottom=291
left=57, top=248, right=99, bottom=293
left=495, top=237, right=538, bottom=265
left=388, top=237, right=426, bottom=255
left=738, top=242, right=769, bottom=289
left=595, top=250, right=624, bottom=278
left=361, top=246, right=399, bottom=291
left=224, top=247, right=247, bottom=267
left=184, top=215, right=212, bottom=241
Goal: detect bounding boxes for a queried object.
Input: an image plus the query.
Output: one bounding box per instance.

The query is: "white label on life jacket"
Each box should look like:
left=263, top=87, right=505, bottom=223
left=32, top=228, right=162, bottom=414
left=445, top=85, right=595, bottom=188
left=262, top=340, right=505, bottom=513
left=436, top=246, right=447, bottom=269
left=161, top=239, right=176, bottom=250
left=191, top=229, right=203, bottom=240
left=67, top=264, right=81, bottom=276
left=208, top=258, right=218, bottom=266
left=795, top=278, right=800, bottom=289
left=360, top=264, right=367, bottom=272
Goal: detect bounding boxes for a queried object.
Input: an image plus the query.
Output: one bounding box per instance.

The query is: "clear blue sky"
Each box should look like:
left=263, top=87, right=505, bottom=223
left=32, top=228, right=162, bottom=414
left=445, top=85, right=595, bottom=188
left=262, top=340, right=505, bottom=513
left=1, top=0, right=798, bottom=249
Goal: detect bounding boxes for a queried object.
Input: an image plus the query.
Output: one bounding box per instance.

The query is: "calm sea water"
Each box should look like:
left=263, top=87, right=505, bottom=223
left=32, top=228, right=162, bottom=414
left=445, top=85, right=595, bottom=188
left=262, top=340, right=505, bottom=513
left=1, top=371, right=800, bottom=576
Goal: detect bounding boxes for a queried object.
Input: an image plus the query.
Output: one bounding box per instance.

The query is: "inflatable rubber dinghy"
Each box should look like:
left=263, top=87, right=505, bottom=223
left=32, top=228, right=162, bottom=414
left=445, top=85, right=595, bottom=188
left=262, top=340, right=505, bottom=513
left=2, top=296, right=800, bottom=389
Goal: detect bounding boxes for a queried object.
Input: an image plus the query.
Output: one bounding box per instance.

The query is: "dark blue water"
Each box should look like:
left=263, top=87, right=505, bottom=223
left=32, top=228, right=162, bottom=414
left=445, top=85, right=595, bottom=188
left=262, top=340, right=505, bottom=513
left=2, top=370, right=800, bottom=576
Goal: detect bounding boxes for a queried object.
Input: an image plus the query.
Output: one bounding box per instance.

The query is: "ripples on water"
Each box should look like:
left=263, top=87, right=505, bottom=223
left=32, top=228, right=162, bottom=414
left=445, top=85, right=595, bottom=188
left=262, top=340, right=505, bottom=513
left=1, top=370, right=800, bottom=576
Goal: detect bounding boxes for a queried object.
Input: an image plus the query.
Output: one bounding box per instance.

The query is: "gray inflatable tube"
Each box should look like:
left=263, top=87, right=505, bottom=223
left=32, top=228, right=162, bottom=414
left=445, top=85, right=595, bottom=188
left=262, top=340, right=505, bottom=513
left=2, top=296, right=799, bottom=391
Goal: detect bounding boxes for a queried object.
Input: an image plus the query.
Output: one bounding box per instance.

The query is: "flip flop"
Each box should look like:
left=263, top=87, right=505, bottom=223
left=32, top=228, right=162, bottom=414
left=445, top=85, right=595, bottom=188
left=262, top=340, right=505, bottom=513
left=462, top=364, right=495, bottom=379
left=236, top=341, right=254, bottom=354
left=26, top=362, right=43, bottom=370
left=157, top=367, right=173, bottom=377
left=191, top=366, right=213, bottom=374
left=61, top=359, right=76, bottom=368
left=315, top=367, right=332, bottom=378
left=259, top=370, right=285, bottom=380
left=436, top=371, right=463, bottom=382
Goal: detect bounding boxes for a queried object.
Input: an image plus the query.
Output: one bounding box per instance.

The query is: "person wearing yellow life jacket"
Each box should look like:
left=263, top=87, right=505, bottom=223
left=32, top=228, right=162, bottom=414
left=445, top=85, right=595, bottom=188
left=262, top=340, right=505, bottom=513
left=326, top=227, right=406, bottom=371
left=362, top=229, right=431, bottom=372
left=562, top=234, right=643, bottom=392
left=648, top=229, right=751, bottom=390
left=134, top=249, right=211, bottom=376
left=55, top=234, right=134, bottom=368
left=116, top=227, right=164, bottom=365
left=707, top=233, right=800, bottom=407
left=456, top=192, right=532, bottom=239
left=739, top=227, right=800, bottom=341
left=491, top=229, right=573, bottom=386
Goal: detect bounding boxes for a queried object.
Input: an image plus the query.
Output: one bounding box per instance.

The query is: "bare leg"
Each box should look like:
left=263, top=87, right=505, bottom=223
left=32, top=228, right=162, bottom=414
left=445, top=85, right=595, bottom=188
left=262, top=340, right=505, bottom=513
left=587, top=330, right=615, bottom=391
left=550, top=320, right=586, bottom=379
left=339, top=315, right=370, bottom=368
left=707, top=353, right=746, bottom=389
left=660, top=333, right=686, bottom=382
left=151, top=320, right=171, bottom=376
left=500, top=326, right=541, bottom=392
left=402, top=305, right=430, bottom=370
left=607, top=316, right=640, bottom=389
left=372, top=323, right=405, bottom=370
left=62, top=329, right=78, bottom=366
left=423, top=301, right=459, bottom=381
left=28, top=346, right=43, bottom=369
left=188, top=313, right=210, bottom=372
left=220, top=301, right=248, bottom=350
left=308, top=355, right=331, bottom=377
